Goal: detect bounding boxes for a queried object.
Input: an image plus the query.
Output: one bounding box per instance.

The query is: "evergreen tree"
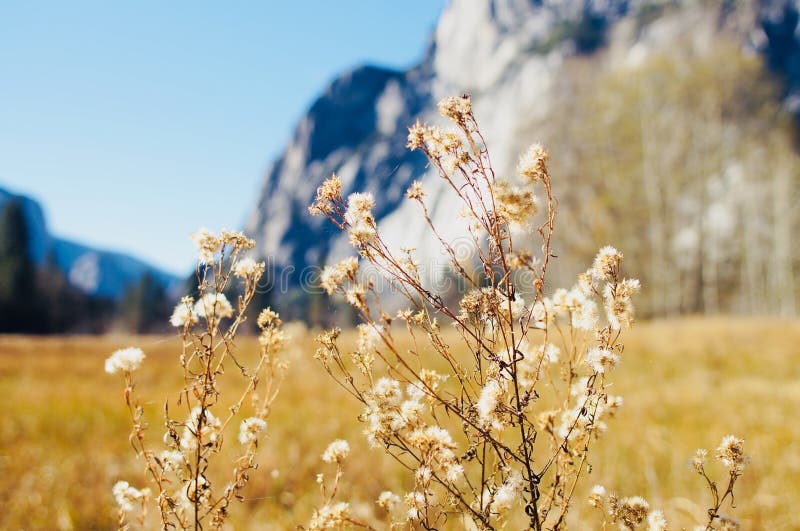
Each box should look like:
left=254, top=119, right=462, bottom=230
left=120, top=273, right=170, bottom=333
left=0, top=200, right=39, bottom=332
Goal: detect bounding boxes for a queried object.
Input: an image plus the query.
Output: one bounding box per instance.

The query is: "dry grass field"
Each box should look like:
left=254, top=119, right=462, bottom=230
left=0, top=317, right=798, bottom=530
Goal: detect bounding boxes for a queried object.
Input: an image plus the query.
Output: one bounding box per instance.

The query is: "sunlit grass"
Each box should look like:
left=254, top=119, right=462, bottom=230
left=0, top=317, right=797, bottom=529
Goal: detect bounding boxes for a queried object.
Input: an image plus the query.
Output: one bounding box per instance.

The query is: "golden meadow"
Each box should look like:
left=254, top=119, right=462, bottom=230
left=4, top=97, right=797, bottom=531
left=1, top=319, right=798, bottom=529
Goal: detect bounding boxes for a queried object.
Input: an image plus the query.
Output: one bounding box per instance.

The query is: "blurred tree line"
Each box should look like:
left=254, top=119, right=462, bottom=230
left=0, top=199, right=172, bottom=333
left=533, top=38, right=799, bottom=316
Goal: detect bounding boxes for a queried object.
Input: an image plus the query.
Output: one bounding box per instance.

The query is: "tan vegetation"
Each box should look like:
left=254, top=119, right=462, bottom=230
left=302, top=96, right=752, bottom=529
left=0, top=319, right=797, bottom=529
left=4, top=94, right=787, bottom=530
left=537, top=39, right=800, bottom=316
left=106, top=229, right=286, bottom=529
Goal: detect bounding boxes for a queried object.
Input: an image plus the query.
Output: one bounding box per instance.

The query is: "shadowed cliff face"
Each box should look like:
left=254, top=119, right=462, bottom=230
left=245, top=0, right=800, bottom=314
left=245, top=63, right=433, bottom=273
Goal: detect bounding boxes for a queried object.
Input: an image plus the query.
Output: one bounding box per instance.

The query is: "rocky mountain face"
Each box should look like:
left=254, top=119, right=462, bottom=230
left=0, top=186, right=178, bottom=300
left=246, top=0, right=800, bottom=316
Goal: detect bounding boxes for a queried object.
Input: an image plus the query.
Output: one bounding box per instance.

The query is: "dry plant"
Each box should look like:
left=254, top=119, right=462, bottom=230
left=587, top=434, right=748, bottom=530
left=303, top=439, right=376, bottom=530
left=309, top=95, right=747, bottom=530
left=106, top=229, right=287, bottom=529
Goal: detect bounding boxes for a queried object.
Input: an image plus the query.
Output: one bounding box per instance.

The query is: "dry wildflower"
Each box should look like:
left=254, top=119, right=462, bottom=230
left=585, top=346, right=620, bottom=373
left=105, top=347, right=145, bottom=374
left=476, top=379, right=506, bottom=429
left=588, top=485, right=606, bottom=508
left=112, top=480, right=149, bottom=512
left=404, top=491, right=426, bottom=521
left=617, top=278, right=642, bottom=299
left=238, top=417, right=268, bottom=445
left=353, top=324, right=380, bottom=374
left=159, top=450, right=184, bottom=472
left=170, top=296, right=195, bottom=328
left=418, top=368, right=446, bottom=395
left=648, top=510, right=668, bottom=531
left=356, top=323, right=381, bottom=353
left=406, top=427, right=459, bottom=476
left=692, top=448, right=708, bottom=473
left=491, top=472, right=524, bottom=514
left=420, top=125, right=446, bottom=157
left=458, top=289, right=483, bottom=319
left=540, top=343, right=561, bottom=364
left=577, top=270, right=595, bottom=295
left=610, top=496, right=650, bottom=529
left=532, top=298, right=555, bottom=327
left=257, top=307, right=281, bottom=329
left=111, top=228, right=285, bottom=529
left=321, top=439, right=350, bottom=464
left=444, top=462, right=464, bottom=483
left=314, top=328, right=341, bottom=363
left=309, top=96, right=743, bottom=530
left=715, top=435, right=747, bottom=473
left=438, top=95, right=472, bottom=123
left=517, top=143, right=549, bottom=183
left=606, top=394, right=624, bottom=414
left=536, top=409, right=558, bottom=434
left=233, top=257, right=265, bottom=279
left=345, top=284, right=368, bottom=311
left=606, top=293, right=635, bottom=329
left=399, top=399, right=424, bottom=428
left=377, top=491, right=401, bottom=511
left=258, top=323, right=285, bottom=351
left=406, top=180, right=425, bottom=200
left=592, top=245, right=624, bottom=281
left=345, top=192, right=377, bottom=247
left=218, top=229, right=254, bottom=250
left=492, top=179, right=537, bottom=234
left=572, top=295, right=600, bottom=330
left=319, top=257, right=359, bottom=294
left=194, top=292, right=234, bottom=320
left=191, top=228, right=221, bottom=264
left=416, top=465, right=433, bottom=485
left=309, top=501, right=351, bottom=530
left=345, top=192, right=375, bottom=220
left=716, top=515, right=742, bottom=530
left=180, top=407, right=221, bottom=450
left=406, top=120, right=426, bottom=151
left=370, top=377, right=403, bottom=408
left=309, top=173, right=343, bottom=216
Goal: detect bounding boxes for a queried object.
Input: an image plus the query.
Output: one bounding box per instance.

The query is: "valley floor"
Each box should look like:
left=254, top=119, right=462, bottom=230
left=0, top=317, right=798, bottom=529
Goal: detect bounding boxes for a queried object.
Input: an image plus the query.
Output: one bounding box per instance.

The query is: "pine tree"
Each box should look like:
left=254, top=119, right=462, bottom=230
left=0, top=200, right=39, bottom=332
left=120, top=272, right=169, bottom=333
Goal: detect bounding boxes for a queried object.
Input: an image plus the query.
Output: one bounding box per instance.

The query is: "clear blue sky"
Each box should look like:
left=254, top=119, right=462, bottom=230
left=0, top=1, right=443, bottom=275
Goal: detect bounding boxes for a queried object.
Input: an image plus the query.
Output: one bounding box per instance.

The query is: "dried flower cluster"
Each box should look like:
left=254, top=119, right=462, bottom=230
left=588, top=486, right=665, bottom=530
left=309, top=95, right=749, bottom=529
left=691, top=436, right=749, bottom=530
left=103, top=94, right=752, bottom=529
left=107, top=229, right=287, bottom=529
left=307, top=439, right=371, bottom=530
left=588, top=434, right=748, bottom=530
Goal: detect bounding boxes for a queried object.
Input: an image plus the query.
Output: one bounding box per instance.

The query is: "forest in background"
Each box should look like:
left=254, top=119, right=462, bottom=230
left=525, top=38, right=799, bottom=316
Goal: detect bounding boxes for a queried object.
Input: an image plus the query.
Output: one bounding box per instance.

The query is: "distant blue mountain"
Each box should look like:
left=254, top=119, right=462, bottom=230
left=0, top=186, right=180, bottom=300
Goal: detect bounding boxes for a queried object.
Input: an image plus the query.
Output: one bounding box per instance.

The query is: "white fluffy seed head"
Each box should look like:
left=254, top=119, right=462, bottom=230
left=322, top=439, right=350, bottom=464
left=105, top=347, right=145, bottom=374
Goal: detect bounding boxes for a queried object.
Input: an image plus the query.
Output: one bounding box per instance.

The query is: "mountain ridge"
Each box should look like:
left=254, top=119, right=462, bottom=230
left=0, top=185, right=179, bottom=300
left=246, top=0, right=800, bottom=316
